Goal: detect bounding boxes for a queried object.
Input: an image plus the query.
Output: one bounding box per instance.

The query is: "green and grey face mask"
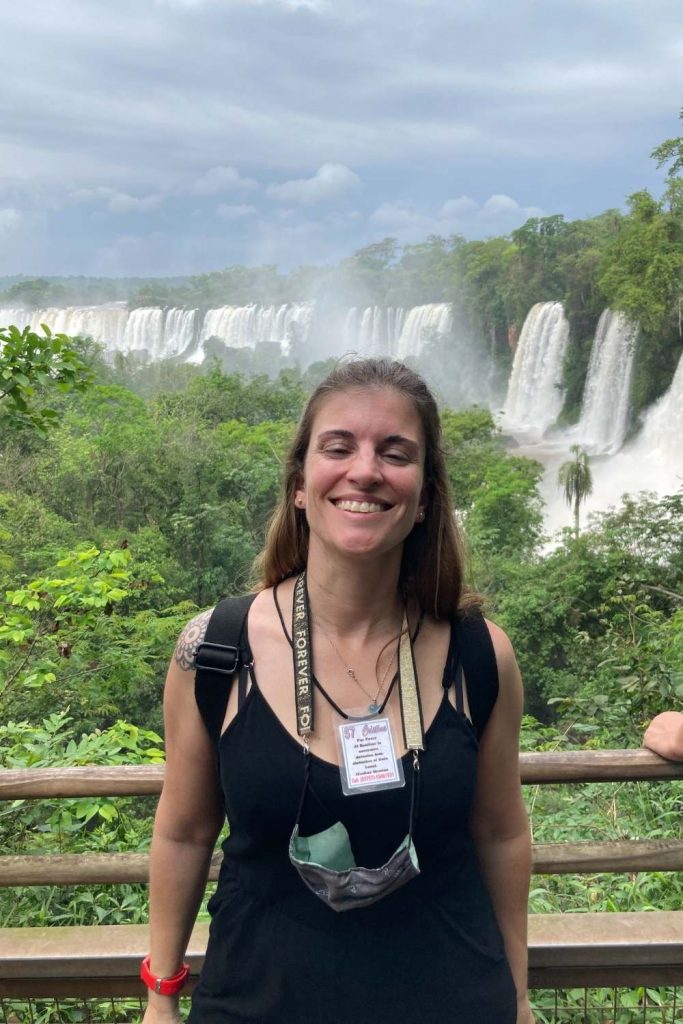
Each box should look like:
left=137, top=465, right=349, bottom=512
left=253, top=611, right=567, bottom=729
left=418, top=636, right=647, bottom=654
left=288, top=755, right=420, bottom=912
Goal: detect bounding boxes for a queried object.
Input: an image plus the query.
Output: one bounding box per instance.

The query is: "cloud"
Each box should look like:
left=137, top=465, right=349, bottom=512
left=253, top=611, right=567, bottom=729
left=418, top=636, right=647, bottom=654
left=192, top=165, right=257, bottom=195
left=439, top=197, right=478, bottom=218
left=0, top=207, right=21, bottom=236
left=0, top=0, right=680, bottom=274
left=266, top=163, right=360, bottom=205
left=481, top=194, right=537, bottom=217
left=370, top=193, right=545, bottom=242
left=70, top=187, right=162, bottom=212
left=216, top=202, right=258, bottom=219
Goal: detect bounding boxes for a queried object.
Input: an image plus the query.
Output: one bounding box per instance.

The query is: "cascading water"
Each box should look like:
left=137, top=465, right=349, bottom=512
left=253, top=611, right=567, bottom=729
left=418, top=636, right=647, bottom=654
left=124, top=308, right=164, bottom=357
left=198, top=302, right=314, bottom=361
left=0, top=305, right=198, bottom=359
left=164, top=309, right=197, bottom=358
left=0, top=305, right=129, bottom=349
left=635, top=349, right=683, bottom=472
left=502, top=301, right=570, bottom=438
left=351, top=306, right=405, bottom=357
left=577, top=310, right=638, bottom=454
left=395, top=304, right=452, bottom=359
left=0, top=299, right=454, bottom=367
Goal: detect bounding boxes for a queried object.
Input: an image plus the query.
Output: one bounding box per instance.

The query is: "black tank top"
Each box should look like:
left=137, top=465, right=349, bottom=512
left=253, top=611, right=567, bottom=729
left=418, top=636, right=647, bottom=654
left=188, top=607, right=516, bottom=1024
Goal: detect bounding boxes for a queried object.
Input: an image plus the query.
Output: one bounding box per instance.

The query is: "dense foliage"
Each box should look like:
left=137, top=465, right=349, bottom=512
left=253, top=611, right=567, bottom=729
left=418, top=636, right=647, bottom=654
left=2, top=356, right=680, bottom=857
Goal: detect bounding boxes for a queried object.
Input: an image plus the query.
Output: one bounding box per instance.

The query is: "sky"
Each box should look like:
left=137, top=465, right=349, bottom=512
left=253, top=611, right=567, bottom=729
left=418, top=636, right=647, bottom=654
left=0, top=0, right=682, bottom=278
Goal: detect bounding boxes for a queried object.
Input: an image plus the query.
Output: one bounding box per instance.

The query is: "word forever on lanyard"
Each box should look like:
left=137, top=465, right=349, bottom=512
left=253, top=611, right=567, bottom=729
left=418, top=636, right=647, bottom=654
left=292, top=572, right=313, bottom=736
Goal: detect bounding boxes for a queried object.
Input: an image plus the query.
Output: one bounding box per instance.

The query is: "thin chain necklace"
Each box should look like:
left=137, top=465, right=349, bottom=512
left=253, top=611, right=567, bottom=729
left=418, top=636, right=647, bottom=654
left=314, top=617, right=398, bottom=714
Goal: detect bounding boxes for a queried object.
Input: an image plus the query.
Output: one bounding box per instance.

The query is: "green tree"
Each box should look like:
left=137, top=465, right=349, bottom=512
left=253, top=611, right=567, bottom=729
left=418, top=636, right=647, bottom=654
left=1, top=277, right=65, bottom=309
left=0, top=325, right=93, bottom=436
left=651, top=107, right=683, bottom=182
left=558, top=445, right=593, bottom=538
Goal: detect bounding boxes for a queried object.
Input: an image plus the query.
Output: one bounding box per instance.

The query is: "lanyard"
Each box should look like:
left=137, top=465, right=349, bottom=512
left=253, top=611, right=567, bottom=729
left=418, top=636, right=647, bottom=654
left=291, top=571, right=425, bottom=751
left=292, top=572, right=314, bottom=735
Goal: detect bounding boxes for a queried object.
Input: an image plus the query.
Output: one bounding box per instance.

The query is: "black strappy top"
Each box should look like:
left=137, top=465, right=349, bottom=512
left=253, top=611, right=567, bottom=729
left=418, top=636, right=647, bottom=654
left=188, top=602, right=516, bottom=1024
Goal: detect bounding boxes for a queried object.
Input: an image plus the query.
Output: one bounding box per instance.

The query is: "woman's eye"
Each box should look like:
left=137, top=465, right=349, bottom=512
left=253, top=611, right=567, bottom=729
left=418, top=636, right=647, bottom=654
left=384, top=450, right=409, bottom=462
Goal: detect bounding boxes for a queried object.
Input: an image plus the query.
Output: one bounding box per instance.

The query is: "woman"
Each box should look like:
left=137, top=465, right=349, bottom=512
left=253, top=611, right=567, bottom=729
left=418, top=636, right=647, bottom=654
left=142, top=359, right=534, bottom=1024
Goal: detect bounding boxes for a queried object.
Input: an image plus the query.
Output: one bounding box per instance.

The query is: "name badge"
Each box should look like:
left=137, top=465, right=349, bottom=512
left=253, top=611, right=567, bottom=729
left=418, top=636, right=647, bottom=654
left=337, top=714, right=406, bottom=796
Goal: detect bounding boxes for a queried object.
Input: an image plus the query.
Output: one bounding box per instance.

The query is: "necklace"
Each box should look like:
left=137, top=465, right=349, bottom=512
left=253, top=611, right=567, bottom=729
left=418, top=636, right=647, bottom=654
left=314, top=617, right=398, bottom=714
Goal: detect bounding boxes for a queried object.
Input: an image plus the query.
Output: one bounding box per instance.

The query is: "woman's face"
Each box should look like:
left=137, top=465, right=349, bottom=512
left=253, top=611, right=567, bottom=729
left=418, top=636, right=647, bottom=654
left=295, top=387, right=426, bottom=563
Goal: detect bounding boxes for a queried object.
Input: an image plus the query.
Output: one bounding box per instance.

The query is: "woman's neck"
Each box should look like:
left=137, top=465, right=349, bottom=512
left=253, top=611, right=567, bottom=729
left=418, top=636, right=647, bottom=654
left=304, top=547, right=403, bottom=640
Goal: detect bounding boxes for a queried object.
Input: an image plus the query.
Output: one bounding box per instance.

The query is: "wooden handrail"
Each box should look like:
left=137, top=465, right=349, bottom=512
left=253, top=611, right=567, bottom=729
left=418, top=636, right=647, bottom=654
left=2, top=839, right=683, bottom=887
left=0, top=765, right=165, bottom=799
left=1, top=750, right=682, bottom=800
left=2, top=914, right=683, bottom=994
left=0, top=753, right=681, bottom=996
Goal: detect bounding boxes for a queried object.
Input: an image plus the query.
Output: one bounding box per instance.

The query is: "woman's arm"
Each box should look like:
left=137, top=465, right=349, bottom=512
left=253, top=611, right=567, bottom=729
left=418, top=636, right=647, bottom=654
left=143, top=615, right=226, bottom=1023
left=469, top=621, right=534, bottom=1024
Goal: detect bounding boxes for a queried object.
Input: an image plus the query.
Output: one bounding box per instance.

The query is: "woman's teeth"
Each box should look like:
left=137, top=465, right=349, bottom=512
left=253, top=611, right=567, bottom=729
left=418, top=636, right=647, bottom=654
left=334, top=500, right=385, bottom=513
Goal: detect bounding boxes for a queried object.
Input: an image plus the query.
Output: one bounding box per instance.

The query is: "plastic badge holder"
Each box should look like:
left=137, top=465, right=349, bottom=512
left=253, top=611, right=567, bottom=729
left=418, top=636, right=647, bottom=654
left=334, top=707, right=406, bottom=796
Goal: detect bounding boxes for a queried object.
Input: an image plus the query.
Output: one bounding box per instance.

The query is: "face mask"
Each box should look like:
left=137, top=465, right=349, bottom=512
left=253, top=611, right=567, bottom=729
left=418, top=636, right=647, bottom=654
left=289, top=822, right=420, bottom=912
left=288, top=747, right=421, bottom=912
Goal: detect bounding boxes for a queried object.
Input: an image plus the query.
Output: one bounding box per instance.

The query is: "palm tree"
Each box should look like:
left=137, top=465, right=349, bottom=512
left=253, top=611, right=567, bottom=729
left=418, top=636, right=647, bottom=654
left=558, top=445, right=593, bottom=538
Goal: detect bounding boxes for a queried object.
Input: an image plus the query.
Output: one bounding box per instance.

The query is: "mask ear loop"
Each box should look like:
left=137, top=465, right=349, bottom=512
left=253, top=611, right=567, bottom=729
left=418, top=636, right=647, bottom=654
left=408, top=751, right=420, bottom=841
left=294, top=739, right=312, bottom=828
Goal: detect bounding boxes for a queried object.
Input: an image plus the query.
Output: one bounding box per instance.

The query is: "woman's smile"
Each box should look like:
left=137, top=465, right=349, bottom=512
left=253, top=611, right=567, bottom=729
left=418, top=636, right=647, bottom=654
left=295, top=387, right=425, bottom=561
left=331, top=497, right=393, bottom=514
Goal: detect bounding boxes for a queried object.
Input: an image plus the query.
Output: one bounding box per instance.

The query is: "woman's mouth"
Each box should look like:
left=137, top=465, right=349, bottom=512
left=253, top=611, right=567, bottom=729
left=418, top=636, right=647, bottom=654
left=332, top=499, right=391, bottom=513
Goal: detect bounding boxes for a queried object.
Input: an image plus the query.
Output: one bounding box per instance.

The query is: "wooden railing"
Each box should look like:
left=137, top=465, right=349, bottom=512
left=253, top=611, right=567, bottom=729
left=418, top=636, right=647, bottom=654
left=1, top=749, right=682, bottom=996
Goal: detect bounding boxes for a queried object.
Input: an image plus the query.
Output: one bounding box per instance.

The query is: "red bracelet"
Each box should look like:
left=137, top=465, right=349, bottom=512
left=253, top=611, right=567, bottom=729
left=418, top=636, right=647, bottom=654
left=140, top=955, right=190, bottom=995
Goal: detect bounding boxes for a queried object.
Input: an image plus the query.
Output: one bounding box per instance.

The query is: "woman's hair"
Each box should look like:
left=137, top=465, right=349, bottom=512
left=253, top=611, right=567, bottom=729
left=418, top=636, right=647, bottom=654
left=255, top=358, right=473, bottom=617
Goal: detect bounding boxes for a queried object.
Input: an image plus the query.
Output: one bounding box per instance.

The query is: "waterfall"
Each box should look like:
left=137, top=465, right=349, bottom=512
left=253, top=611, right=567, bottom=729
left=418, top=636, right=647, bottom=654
left=0, top=304, right=197, bottom=359
left=358, top=307, right=380, bottom=355
left=396, top=304, right=452, bottom=359
left=124, top=308, right=164, bottom=356
left=163, top=309, right=197, bottom=358
left=1, top=308, right=36, bottom=331
left=502, top=301, right=569, bottom=438
left=0, top=305, right=129, bottom=349
left=198, top=302, right=314, bottom=360
left=577, top=310, right=638, bottom=454
left=1, top=300, right=455, bottom=367
left=637, top=349, right=683, bottom=469
left=341, top=307, right=406, bottom=357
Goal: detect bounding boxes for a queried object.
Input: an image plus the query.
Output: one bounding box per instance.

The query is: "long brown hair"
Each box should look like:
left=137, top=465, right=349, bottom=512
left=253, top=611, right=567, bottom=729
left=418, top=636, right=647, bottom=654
left=255, top=359, right=474, bottom=618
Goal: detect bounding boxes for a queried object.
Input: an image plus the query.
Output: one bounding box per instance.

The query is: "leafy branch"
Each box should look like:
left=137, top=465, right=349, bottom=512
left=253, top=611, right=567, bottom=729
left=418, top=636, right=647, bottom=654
left=0, top=323, right=93, bottom=436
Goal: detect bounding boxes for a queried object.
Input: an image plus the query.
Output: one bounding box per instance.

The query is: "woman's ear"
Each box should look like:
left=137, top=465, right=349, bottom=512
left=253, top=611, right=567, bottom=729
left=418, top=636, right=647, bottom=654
left=294, top=479, right=306, bottom=509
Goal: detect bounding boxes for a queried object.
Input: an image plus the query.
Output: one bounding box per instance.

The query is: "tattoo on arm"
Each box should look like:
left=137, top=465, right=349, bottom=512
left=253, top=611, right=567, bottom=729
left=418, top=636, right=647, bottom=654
left=174, top=608, right=213, bottom=671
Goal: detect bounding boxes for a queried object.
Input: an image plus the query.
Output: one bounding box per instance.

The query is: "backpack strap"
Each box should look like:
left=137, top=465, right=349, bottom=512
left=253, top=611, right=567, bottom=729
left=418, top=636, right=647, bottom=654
left=194, top=594, right=257, bottom=746
left=453, top=608, right=499, bottom=739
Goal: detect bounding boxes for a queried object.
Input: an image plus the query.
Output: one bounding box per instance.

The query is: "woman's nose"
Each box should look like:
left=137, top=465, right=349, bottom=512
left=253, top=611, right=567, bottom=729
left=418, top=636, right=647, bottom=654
left=347, top=449, right=382, bottom=486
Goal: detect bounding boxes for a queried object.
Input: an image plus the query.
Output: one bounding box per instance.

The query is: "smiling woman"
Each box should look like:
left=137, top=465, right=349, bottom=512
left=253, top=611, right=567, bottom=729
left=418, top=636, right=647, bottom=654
left=142, top=358, right=534, bottom=1024
left=293, top=387, right=426, bottom=561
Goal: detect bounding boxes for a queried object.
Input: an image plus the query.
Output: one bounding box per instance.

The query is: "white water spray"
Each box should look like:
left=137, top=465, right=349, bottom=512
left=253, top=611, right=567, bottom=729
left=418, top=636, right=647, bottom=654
left=578, top=309, right=638, bottom=454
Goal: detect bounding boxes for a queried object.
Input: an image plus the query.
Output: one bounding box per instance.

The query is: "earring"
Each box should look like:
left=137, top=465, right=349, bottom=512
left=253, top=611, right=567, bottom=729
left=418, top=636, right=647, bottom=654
left=416, top=509, right=425, bottom=522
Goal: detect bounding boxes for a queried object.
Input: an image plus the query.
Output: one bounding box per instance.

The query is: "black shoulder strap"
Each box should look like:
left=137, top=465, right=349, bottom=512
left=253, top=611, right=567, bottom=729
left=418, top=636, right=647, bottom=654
left=194, top=594, right=257, bottom=746
left=453, top=608, right=499, bottom=739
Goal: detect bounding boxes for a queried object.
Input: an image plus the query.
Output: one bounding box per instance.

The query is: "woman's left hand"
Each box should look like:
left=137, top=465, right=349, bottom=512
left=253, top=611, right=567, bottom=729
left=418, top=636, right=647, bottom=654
left=516, top=994, right=536, bottom=1024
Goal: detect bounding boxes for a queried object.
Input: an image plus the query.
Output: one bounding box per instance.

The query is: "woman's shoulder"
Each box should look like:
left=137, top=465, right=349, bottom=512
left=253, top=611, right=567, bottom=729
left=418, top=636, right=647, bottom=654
left=172, top=589, right=279, bottom=672
left=173, top=607, right=215, bottom=672
left=483, top=618, right=516, bottom=670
